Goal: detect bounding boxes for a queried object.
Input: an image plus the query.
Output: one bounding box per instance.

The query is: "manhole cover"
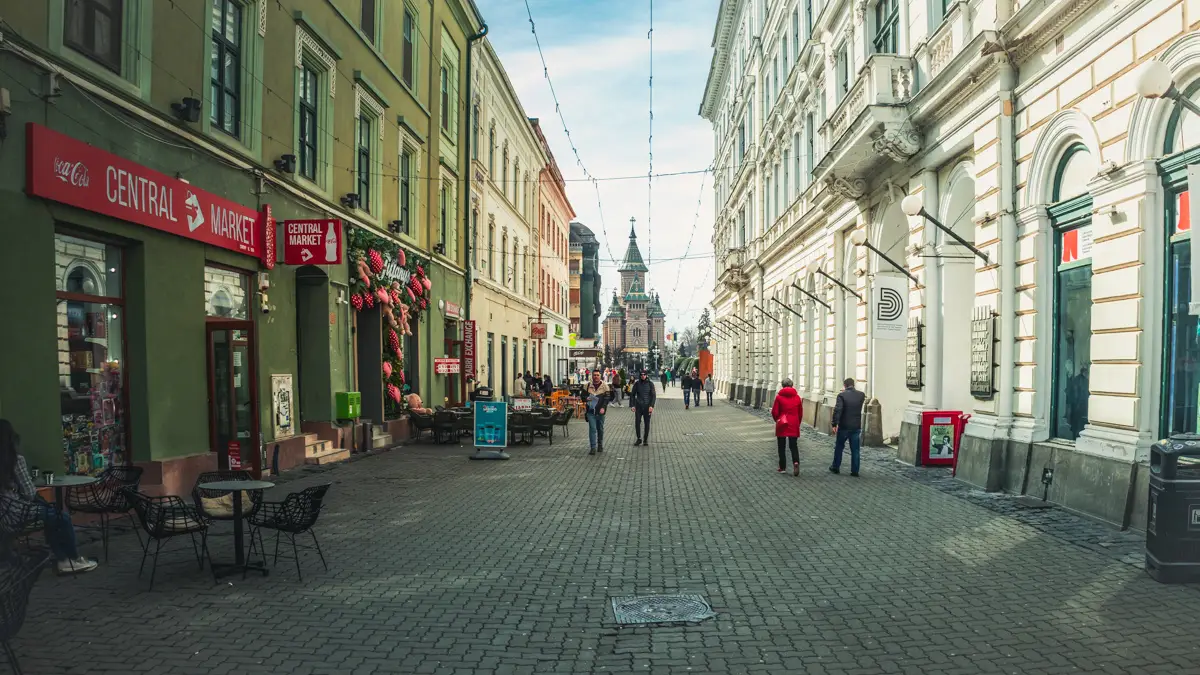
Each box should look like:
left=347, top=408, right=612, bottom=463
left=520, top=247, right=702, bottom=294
left=611, top=594, right=716, bottom=625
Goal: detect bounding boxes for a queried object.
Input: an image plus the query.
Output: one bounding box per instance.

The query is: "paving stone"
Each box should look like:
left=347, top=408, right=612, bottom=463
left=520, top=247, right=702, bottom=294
left=12, top=386, right=1200, bottom=674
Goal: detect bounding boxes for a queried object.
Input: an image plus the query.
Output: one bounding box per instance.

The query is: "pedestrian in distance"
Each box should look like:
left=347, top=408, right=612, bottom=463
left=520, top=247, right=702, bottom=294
left=771, top=379, right=803, bottom=476
left=830, top=378, right=866, bottom=477
left=666, top=370, right=673, bottom=388
left=612, top=370, right=624, bottom=406
left=541, top=374, right=554, bottom=396
left=584, top=370, right=612, bottom=455
left=512, top=372, right=527, bottom=399
left=704, top=375, right=715, bottom=406
left=660, top=370, right=668, bottom=390
left=689, top=372, right=702, bottom=410
left=681, top=372, right=693, bottom=409
left=630, top=369, right=656, bottom=446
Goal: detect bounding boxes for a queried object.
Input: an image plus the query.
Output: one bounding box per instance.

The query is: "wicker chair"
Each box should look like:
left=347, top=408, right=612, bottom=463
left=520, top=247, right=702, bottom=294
left=0, top=496, right=42, bottom=560
left=408, top=412, right=435, bottom=443
left=247, top=483, right=331, bottom=580
left=552, top=408, right=572, bottom=438
left=0, top=550, right=51, bottom=675
left=123, top=490, right=209, bottom=591
left=508, top=412, right=533, bottom=445
left=455, top=412, right=474, bottom=439
left=66, top=465, right=144, bottom=560
left=191, top=471, right=263, bottom=523
left=531, top=410, right=555, bottom=444
left=432, top=410, right=458, bottom=444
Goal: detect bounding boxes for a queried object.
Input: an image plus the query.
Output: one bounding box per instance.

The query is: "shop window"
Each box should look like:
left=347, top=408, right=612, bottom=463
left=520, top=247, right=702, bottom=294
left=65, top=0, right=123, bottom=73
left=56, top=233, right=127, bottom=475
left=205, top=265, right=249, bottom=319
left=1048, top=145, right=1094, bottom=442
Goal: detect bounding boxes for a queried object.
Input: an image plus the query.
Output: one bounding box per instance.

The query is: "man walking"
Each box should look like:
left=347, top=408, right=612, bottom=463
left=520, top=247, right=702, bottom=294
left=660, top=370, right=668, bottom=390
left=689, top=370, right=702, bottom=410
left=584, top=370, right=612, bottom=455
left=830, top=378, right=866, bottom=477
left=630, top=369, right=656, bottom=446
left=612, top=370, right=624, bottom=406
left=681, top=371, right=693, bottom=409
left=704, top=374, right=715, bottom=406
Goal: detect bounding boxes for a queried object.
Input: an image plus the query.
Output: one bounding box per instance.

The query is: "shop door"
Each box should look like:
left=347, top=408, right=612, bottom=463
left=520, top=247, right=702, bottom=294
left=206, top=322, right=260, bottom=475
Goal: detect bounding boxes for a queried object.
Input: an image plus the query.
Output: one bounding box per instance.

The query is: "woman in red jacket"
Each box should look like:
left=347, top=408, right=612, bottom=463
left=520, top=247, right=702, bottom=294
left=771, top=378, right=804, bottom=475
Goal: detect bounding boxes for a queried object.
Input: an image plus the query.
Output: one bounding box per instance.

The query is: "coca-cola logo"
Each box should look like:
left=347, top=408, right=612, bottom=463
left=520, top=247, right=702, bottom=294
left=53, top=157, right=91, bottom=188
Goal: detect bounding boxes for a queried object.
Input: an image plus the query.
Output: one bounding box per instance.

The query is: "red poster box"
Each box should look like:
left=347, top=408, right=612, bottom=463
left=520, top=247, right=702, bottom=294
left=281, top=219, right=342, bottom=265
left=919, top=410, right=970, bottom=467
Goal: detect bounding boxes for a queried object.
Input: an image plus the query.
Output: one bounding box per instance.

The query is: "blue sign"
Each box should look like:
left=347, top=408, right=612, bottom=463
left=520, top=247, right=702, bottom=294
left=474, top=400, right=508, bottom=448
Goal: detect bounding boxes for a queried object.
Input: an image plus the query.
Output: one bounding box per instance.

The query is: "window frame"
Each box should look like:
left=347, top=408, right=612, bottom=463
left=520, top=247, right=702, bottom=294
left=65, top=0, right=124, bottom=73
left=293, top=33, right=336, bottom=195
left=354, top=82, right=386, bottom=219
left=401, top=6, right=417, bottom=91
left=209, top=0, right=243, bottom=139
left=873, top=0, right=900, bottom=54
left=1156, top=140, right=1200, bottom=437
left=298, top=63, right=319, bottom=181
left=360, top=0, right=378, bottom=47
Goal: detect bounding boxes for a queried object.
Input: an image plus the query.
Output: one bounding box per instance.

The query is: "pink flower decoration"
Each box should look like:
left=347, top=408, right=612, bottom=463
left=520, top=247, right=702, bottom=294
left=406, top=287, right=416, bottom=300
left=422, top=277, right=432, bottom=291
left=397, top=249, right=407, bottom=266
left=376, top=288, right=390, bottom=305
left=382, top=362, right=393, bottom=378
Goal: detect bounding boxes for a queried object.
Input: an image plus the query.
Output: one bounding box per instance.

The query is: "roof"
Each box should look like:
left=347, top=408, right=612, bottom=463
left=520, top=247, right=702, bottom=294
left=623, top=276, right=651, bottom=303
left=618, top=221, right=649, bottom=273
left=648, top=293, right=666, bottom=318
left=605, top=292, right=625, bottom=318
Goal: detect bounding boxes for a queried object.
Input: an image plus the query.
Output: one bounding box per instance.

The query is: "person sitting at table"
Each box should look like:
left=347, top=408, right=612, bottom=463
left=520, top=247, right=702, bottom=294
left=513, top=372, right=527, bottom=398
left=0, top=419, right=98, bottom=574
left=406, top=392, right=434, bottom=415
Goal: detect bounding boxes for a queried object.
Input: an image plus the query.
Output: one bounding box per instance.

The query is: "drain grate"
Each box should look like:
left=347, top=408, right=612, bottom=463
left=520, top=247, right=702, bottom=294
left=611, top=594, right=716, bottom=625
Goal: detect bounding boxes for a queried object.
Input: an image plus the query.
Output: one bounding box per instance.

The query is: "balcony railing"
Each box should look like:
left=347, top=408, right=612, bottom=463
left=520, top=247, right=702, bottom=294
left=917, top=2, right=973, bottom=83
left=821, top=53, right=915, bottom=153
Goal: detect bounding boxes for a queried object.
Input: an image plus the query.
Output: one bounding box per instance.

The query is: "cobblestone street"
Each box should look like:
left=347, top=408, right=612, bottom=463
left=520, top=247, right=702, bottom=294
left=20, top=386, right=1200, bottom=674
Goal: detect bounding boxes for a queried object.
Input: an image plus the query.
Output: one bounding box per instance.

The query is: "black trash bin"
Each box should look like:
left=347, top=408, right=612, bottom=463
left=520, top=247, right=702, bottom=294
left=1145, top=432, right=1200, bottom=583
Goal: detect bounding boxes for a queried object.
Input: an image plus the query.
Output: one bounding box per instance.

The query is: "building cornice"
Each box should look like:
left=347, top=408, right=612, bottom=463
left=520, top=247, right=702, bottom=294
left=700, top=0, right=744, bottom=120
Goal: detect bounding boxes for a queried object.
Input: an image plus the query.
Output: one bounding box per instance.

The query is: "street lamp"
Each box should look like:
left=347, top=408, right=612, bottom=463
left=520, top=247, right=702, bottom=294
left=850, top=229, right=920, bottom=285
left=806, top=260, right=860, bottom=300
left=900, top=194, right=990, bottom=263
left=1136, top=60, right=1200, bottom=117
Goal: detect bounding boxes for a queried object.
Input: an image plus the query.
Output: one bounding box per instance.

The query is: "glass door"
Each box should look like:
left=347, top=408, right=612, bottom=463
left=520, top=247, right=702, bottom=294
left=207, top=322, right=259, bottom=475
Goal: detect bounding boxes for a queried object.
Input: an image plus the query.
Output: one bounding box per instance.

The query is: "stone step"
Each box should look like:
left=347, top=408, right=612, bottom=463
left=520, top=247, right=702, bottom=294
left=303, top=433, right=320, bottom=445
left=304, top=446, right=350, bottom=465
left=304, top=440, right=332, bottom=457
left=372, top=432, right=393, bottom=450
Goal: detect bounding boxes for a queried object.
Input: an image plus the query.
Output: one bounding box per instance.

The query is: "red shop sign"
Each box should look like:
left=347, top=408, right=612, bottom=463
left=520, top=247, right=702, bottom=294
left=261, top=204, right=276, bottom=269
left=281, top=219, right=343, bottom=265
left=463, top=320, right=476, bottom=378
left=26, top=123, right=263, bottom=258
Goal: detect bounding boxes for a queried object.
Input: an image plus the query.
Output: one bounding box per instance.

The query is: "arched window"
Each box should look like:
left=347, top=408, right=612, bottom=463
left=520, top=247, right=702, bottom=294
left=501, top=146, right=509, bottom=190
left=488, top=124, right=496, bottom=175
left=1048, top=142, right=1094, bottom=441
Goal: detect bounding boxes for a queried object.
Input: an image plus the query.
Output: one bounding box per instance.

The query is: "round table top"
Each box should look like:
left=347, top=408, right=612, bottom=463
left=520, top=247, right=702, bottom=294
left=198, top=480, right=276, bottom=491
left=38, top=475, right=98, bottom=487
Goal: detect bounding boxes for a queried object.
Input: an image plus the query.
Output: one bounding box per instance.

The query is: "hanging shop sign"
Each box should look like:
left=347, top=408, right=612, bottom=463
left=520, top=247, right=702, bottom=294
left=569, top=348, right=601, bottom=358
left=970, top=308, right=996, bottom=399
left=26, top=123, right=264, bottom=258
left=531, top=322, right=548, bottom=339
left=434, top=358, right=461, bottom=374
left=906, top=321, right=924, bottom=390
left=444, top=301, right=462, bottom=319
left=870, top=275, right=908, bottom=341
left=282, top=219, right=342, bottom=265
left=261, top=205, right=276, bottom=269
left=554, top=324, right=565, bottom=338
left=464, top=320, right=477, bottom=378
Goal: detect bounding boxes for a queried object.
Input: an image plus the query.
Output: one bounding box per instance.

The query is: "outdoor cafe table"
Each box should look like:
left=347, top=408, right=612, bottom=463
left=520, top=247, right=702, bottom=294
left=197, top=479, right=275, bottom=578
left=38, top=474, right=97, bottom=515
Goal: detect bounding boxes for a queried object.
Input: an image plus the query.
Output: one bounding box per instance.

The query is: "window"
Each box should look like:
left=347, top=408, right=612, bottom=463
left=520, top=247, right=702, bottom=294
left=65, top=0, right=123, bottom=73
left=806, top=113, right=815, bottom=179
left=356, top=113, right=372, bottom=211
left=298, top=65, right=318, bottom=180
left=209, top=0, right=242, bottom=137
left=873, top=0, right=900, bottom=54
left=399, top=148, right=413, bottom=235
left=1164, top=188, right=1197, bottom=435
left=738, top=122, right=746, bottom=161
left=205, top=265, right=250, bottom=319
left=488, top=126, right=496, bottom=174
left=488, top=225, right=496, bottom=279
left=514, top=159, right=521, bottom=205
left=502, top=235, right=509, bottom=288
left=402, top=9, right=416, bottom=88
left=782, top=36, right=788, bottom=74
left=360, top=0, right=377, bottom=45
left=56, top=233, right=127, bottom=475
left=793, top=133, right=802, bottom=189
left=1049, top=146, right=1094, bottom=442
left=836, top=45, right=849, bottom=99
left=487, top=333, right=495, bottom=389
left=792, top=10, right=800, bottom=60
left=502, top=147, right=509, bottom=188
left=804, top=0, right=813, bottom=36
left=440, top=184, right=449, bottom=249
left=440, top=65, right=450, bottom=131
left=472, top=106, right=480, bottom=160
left=783, top=150, right=790, bottom=205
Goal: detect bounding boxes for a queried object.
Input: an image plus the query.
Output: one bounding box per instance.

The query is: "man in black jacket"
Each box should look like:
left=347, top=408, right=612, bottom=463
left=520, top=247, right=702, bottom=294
left=630, top=369, right=656, bottom=446
left=830, top=378, right=866, bottom=476
left=584, top=370, right=613, bottom=455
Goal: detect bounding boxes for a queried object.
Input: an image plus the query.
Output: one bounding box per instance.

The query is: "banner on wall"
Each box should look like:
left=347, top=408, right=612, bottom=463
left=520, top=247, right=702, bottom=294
left=463, top=320, right=477, bottom=378
left=1059, top=225, right=1094, bottom=266
left=1189, top=167, right=1200, bottom=314
left=281, top=219, right=342, bottom=265
left=870, top=275, right=908, bottom=341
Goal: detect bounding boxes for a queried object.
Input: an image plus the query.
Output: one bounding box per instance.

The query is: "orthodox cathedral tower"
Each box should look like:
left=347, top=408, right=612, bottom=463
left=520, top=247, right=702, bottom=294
left=603, top=219, right=665, bottom=361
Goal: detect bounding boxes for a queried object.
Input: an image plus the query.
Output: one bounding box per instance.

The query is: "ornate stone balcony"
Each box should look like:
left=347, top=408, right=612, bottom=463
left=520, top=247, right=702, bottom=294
left=718, top=247, right=750, bottom=293
left=817, top=53, right=920, bottom=192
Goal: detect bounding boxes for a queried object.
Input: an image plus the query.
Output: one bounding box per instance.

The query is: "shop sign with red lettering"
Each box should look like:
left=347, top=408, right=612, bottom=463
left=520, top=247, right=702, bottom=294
left=444, top=301, right=462, bottom=319
left=463, top=320, right=476, bottom=377
left=282, top=219, right=342, bottom=265
left=26, top=123, right=262, bottom=257
left=434, top=358, right=461, bottom=374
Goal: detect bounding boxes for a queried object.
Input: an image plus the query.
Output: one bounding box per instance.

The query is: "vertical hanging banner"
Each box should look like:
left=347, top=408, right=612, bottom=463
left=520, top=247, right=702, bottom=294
left=870, top=275, right=908, bottom=341
left=463, top=320, right=477, bottom=379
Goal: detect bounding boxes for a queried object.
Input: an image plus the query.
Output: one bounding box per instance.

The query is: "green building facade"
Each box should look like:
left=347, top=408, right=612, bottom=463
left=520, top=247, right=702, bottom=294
left=0, top=0, right=481, bottom=494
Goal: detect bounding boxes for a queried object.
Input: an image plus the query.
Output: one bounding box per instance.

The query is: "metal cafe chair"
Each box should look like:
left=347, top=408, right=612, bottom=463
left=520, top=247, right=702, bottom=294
left=67, top=465, right=144, bottom=560
left=122, top=489, right=209, bottom=591
left=247, top=483, right=331, bottom=580
left=0, top=550, right=51, bottom=675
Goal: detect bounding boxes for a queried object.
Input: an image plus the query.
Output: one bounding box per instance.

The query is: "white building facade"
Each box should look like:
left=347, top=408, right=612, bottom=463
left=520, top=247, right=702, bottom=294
left=702, top=0, right=1200, bottom=528
left=470, top=41, right=547, bottom=399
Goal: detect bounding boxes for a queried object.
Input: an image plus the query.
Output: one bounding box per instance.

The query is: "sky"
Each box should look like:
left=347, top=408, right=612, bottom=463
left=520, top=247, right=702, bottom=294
left=475, top=0, right=720, bottom=334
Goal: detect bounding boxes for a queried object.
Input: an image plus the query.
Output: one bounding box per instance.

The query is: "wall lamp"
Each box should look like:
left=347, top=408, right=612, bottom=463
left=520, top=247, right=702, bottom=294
left=771, top=295, right=804, bottom=318
left=171, top=97, right=202, bottom=123
left=850, top=229, right=920, bottom=285
left=900, top=194, right=990, bottom=263
left=1136, top=59, right=1200, bottom=117
left=752, top=304, right=781, bottom=325
left=806, top=260, right=861, bottom=300
left=340, top=193, right=361, bottom=210
left=791, top=279, right=832, bottom=310
left=274, top=154, right=297, bottom=174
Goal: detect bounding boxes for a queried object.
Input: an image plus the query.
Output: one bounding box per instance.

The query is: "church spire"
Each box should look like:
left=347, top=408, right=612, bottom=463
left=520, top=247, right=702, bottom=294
left=619, top=217, right=649, bottom=273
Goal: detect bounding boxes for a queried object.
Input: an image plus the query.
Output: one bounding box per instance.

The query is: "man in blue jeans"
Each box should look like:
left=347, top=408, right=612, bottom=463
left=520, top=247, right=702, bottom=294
left=830, top=377, right=866, bottom=477
left=583, top=370, right=612, bottom=455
